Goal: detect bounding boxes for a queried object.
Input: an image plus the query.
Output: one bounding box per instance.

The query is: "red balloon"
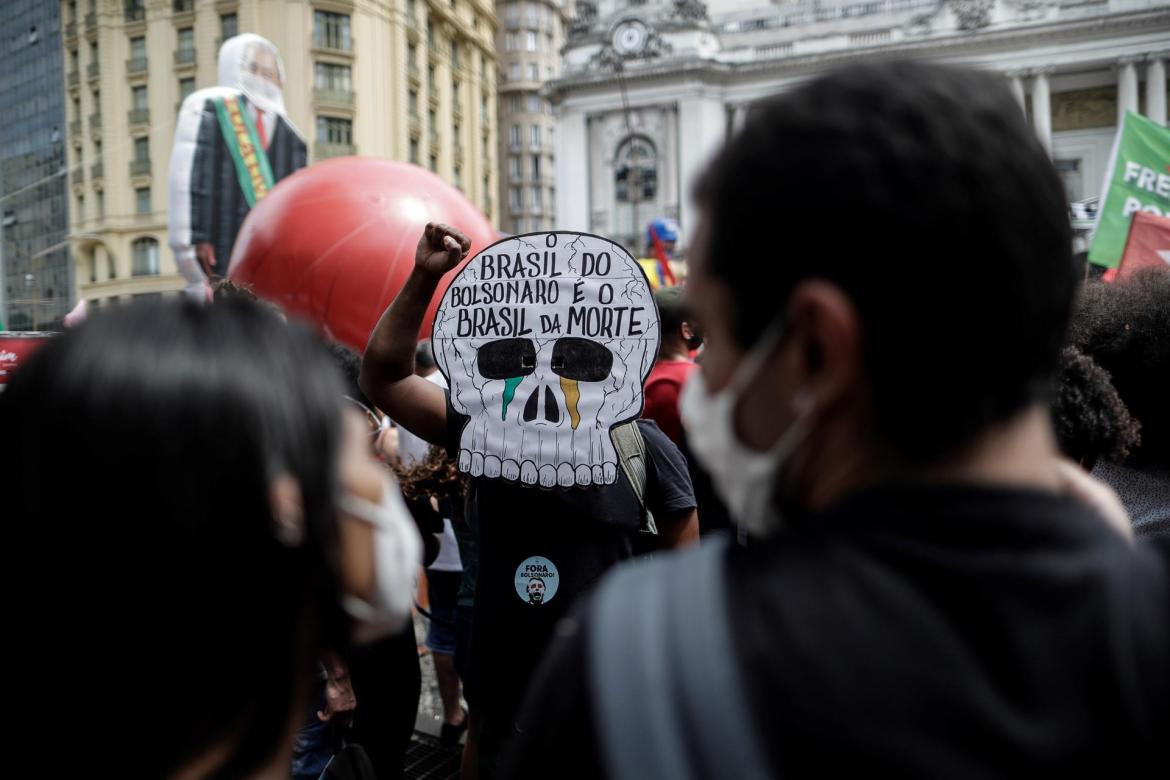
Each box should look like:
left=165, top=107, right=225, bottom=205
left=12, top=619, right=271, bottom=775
left=228, top=157, right=496, bottom=351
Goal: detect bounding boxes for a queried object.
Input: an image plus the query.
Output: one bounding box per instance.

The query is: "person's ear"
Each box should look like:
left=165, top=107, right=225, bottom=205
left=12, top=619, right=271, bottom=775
left=268, top=473, right=305, bottom=547
left=784, top=280, right=863, bottom=415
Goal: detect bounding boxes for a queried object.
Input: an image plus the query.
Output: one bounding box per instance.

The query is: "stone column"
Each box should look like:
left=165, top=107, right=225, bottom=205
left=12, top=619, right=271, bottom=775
left=1030, top=69, right=1052, bottom=154
left=1117, top=56, right=1139, bottom=125
left=1008, top=72, right=1026, bottom=112
left=1145, top=54, right=1167, bottom=125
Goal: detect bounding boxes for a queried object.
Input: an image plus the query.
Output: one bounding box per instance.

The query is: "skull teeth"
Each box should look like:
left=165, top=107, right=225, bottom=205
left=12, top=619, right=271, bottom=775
left=458, top=451, right=619, bottom=487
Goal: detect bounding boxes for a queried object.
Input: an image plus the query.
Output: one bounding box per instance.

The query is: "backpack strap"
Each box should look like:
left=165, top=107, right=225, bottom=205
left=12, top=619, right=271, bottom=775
left=589, top=537, right=771, bottom=780
left=611, top=421, right=657, bottom=535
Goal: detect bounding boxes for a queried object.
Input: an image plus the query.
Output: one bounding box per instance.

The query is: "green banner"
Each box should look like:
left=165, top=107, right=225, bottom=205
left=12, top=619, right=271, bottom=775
left=1089, top=111, right=1170, bottom=268
left=212, top=97, right=276, bottom=207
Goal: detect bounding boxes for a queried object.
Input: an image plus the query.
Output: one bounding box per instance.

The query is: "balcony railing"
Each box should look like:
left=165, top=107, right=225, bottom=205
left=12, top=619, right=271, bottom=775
left=126, top=56, right=148, bottom=74
left=67, top=70, right=80, bottom=87
left=124, top=6, right=145, bottom=23
left=313, top=87, right=355, bottom=106
left=70, top=119, right=82, bottom=136
left=90, top=161, right=104, bottom=179
left=311, top=35, right=353, bottom=53
left=314, top=141, right=356, bottom=159
left=130, top=158, right=152, bottom=177
left=65, top=21, right=78, bottom=38
left=174, top=48, right=197, bottom=66
left=173, top=0, right=194, bottom=12
left=128, top=108, right=150, bottom=125
left=84, top=12, right=97, bottom=29
left=88, top=112, right=102, bottom=128
left=86, top=62, right=100, bottom=80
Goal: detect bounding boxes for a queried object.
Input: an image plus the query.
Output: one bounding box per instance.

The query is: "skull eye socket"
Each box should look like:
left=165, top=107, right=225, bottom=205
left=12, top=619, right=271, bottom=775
left=551, top=337, right=613, bottom=382
left=477, top=338, right=537, bottom=380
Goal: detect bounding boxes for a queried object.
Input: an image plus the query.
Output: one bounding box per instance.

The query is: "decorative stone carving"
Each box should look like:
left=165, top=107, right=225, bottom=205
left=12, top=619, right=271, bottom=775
left=950, top=0, right=994, bottom=30
left=672, top=0, right=708, bottom=23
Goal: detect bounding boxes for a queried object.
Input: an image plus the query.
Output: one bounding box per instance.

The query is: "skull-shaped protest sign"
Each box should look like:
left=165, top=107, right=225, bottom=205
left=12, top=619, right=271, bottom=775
left=433, top=232, right=661, bottom=488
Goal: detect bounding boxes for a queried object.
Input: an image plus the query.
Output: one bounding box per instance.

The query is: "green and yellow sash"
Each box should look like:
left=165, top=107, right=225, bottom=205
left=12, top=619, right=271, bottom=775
left=213, top=96, right=276, bottom=206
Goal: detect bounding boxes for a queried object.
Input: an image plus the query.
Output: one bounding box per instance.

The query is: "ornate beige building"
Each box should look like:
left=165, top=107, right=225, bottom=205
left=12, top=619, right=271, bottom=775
left=60, top=0, right=498, bottom=306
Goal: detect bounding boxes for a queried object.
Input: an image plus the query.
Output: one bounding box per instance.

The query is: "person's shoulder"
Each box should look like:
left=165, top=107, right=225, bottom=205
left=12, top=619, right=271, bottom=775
left=635, top=418, right=676, bottom=453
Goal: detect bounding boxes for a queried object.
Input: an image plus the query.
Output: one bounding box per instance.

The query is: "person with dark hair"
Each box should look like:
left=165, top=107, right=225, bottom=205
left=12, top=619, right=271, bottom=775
left=642, top=286, right=701, bottom=446
left=1070, top=270, right=1170, bottom=537
left=1052, top=346, right=1141, bottom=471
left=642, top=286, right=731, bottom=537
left=361, top=224, right=698, bottom=776
left=501, top=61, right=1168, bottom=777
left=0, top=298, right=421, bottom=779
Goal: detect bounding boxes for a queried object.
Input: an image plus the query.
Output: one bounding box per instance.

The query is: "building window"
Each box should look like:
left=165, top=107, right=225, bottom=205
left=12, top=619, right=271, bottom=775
left=453, top=80, right=461, bottom=106
left=316, top=116, right=353, bottom=145
left=527, top=95, right=541, bottom=113
left=451, top=40, right=460, bottom=70
left=315, top=62, right=352, bottom=91
left=528, top=63, right=538, bottom=81
left=505, top=33, right=517, bottom=51
left=313, top=11, right=352, bottom=51
left=531, top=186, right=542, bottom=208
left=531, top=155, right=541, bottom=180
left=615, top=135, right=657, bottom=202
left=454, top=165, right=462, bottom=189
left=509, top=186, right=521, bottom=211
left=508, top=63, right=520, bottom=81
left=135, top=187, right=151, bottom=215
left=219, top=12, right=237, bottom=40
left=96, top=190, right=105, bottom=220
left=130, top=36, right=146, bottom=60
left=510, top=125, right=520, bottom=147
left=132, top=85, right=148, bottom=110
left=133, top=136, right=149, bottom=162
left=525, top=31, right=537, bottom=51
left=509, top=95, right=521, bottom=113
left=509, top=156, right=521, bottom=179
left=179, top=77, right=195, bottom=101
left=410, top=137, right=419, bottom=164
left=132, top=237, right=159, bottom=276
left=76, top=194, right=84, bottom=223
left=426, top=21, right=434, bottom=47
left=429, top=153, right=437, bottom=171
left=409, top=89, right=418, bottom=115
left=178, top=27, right=195, bottom=56
left=530, top=124, right=540, bottom=148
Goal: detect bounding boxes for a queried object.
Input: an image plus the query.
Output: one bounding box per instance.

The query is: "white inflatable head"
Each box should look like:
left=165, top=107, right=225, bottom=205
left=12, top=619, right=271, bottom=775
left=218, top=33, right=287, bottom=116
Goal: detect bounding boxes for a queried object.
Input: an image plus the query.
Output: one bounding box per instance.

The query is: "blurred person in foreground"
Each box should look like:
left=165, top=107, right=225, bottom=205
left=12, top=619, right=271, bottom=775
left=1070, top=270, right=1170, bottom=537
left=0, top=298, right=420, bottom=779
left=502, top=61, right=1168, bottom=778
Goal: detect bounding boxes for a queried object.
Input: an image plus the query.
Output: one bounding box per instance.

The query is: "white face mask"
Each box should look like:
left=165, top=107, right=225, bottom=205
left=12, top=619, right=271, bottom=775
left=336, top=476, right=422, bottom=644
left=239, top=71, right=283, bottom=114
left=679, top=324, right=814, bottom=537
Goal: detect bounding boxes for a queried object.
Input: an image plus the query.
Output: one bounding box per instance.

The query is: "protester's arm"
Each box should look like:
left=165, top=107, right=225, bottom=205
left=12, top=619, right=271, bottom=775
left=639, top=420, right=700, bottom=550
left=360, top=223, right=470, bottom=445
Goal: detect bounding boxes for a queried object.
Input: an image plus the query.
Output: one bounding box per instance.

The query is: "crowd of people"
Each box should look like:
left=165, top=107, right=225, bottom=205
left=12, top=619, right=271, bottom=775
left=1, top=60, right=1167, bottom=780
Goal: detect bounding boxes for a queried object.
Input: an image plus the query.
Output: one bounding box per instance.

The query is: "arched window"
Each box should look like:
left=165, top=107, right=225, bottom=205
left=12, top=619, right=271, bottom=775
left=614, top=135, right=657, bottom=203
left=131, top=237, right=159, bottom=277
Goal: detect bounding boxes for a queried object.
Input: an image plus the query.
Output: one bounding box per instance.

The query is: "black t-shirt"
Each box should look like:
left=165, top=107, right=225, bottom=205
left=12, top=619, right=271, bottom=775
left=446, top=405, right=696, bottom=722
left=500, top=484, right=1170, bottom=778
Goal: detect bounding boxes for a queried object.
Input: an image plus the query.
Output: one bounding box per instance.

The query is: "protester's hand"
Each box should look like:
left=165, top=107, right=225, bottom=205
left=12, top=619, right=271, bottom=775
left=1056, top=459, right=1133, bottom=542
left=195, top=242, right=217, bottom=278
left=317, top=653, right=357, bottom=724
left=416, top=223, right=471, bottom=277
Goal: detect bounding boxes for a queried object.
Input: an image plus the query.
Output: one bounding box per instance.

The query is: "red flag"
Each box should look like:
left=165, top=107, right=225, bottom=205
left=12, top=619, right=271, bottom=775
left=650, top=230, right=678, bottom=287
left=1111, top=211, right=1170, bottom=282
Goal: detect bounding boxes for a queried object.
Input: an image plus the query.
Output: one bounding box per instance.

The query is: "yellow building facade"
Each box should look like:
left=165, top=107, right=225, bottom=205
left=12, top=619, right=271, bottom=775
left=61, top=0, right=498, bottom=306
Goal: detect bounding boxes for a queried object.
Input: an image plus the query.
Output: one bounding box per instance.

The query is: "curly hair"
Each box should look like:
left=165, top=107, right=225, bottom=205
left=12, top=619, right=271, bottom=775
left=390, top=445, right=468, bottom=502
left=1069, top=270, right=1170, bottom=469
left=1052, top=347, right=1140, bottom=470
